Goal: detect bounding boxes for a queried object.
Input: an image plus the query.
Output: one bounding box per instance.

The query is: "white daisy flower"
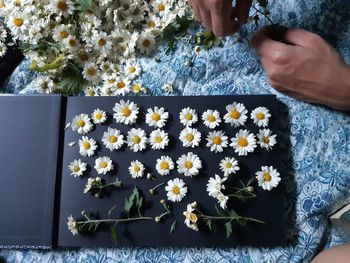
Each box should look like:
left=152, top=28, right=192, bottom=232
left=132, top=83, right=147, bottom=94
left=125, top=60, right=142, bottom=80
left=165, top=178, right=188, bottom=203
left=202, top=109, right=221, bottom=129
left=49, top=0, right=75, bottom=17
left=257, top=129, right=277, bottom=151
left=183, top=202, right=199, bottom=231
left=149, top=129, right=169, bottom=150
left=223, top=102, right=248, bottom=127
left=64, top=36, right=80, bottom=51
left=71, top=114, right=93, bottom=135
left=113, top=76, right=131, bottom=96
left=68, top=159, right=87, bottom=177
left=102, top=127, right=124, bottom=151
left=83, top=63, right=99, bottom=82
left=113, top=99, right=139, bottom=125
left=162, top=83, right=173, bottom=94
left=179, top=107, right=198, bottom=127
left=84, top=86, right=99, bottom=97
left=8, top=11, right=29, bottom=36
left=206, top=174, right=227, bottom=198
left=219, top=157, right=240, bottom=176
left=93, top=32, right=112, bottom=57
left=128, top=160, right=145, bottom=179
left=216, top=192, right=229, bottom=210
left=145, top=106, right=169, bottom=128
left=91, top=108, right=107, bottom=124
left=53, top=24, right=71, bottom=42
left=177, top=152, right=202, bottom=177
left=94, top=156, right=114, bottom=175
left=136, top=31, right=155, bottom=54
left=230, top=129, right=257, bottom=156
left=67, top=215, right=78, bottom=235
left=206, top=130, right=228, bottom=153
left=79, top=136, right=97, bottom=157
left=155, top=156, right=174, bottom=176
left=152, top=0, right=172, bottom=16
left=179, top=127, right=201, bottom=148
left=251, top=107, right=271, bottom=127
left=255, top=166, right=281, bottom=191
left=127, top=128, right=147, bottom=152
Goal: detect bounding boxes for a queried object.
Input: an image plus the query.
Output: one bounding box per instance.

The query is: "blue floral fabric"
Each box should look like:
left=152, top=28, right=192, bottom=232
left=1, top=0, right=350, bottom=262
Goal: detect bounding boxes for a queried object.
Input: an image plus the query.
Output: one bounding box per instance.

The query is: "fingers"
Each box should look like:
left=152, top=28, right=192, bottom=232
left=201, top=9, right=213, bottom=31
left=210, top=0, right=239, bottom=36
left=192, top=2, right=202, bottom=22
left=251, top=27, right=293, bottom=63
left=282, top=28, right=323, bottom=47
left=235, top=0, right=252, bottom=24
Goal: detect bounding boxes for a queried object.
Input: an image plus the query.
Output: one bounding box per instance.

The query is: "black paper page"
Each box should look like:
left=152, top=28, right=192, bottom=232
left=0, top=95, right=63, bottom=249
left=58, top=95, right=286, bottom=247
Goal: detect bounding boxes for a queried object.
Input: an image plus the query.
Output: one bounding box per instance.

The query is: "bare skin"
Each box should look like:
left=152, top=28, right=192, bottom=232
left=187, top=0, right=252, bottom=36
left=251, top=27, right=350, bottom=110
left=311, top=244, right=350, bottom=263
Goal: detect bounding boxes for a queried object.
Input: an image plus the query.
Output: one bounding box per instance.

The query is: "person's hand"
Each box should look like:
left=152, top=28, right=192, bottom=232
left=187, top=0, right=252, bottom=36
left=251, top=27, right=350, bottom=110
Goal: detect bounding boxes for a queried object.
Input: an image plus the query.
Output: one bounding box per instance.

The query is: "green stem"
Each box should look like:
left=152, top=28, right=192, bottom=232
left=252, top=6, right=274, bottom=25
left=200, top=215, right=265, bottom=224
left=78, top=216, right=153, bottom=225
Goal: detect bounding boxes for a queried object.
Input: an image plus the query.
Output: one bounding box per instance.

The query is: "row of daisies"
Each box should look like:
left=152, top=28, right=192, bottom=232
left=71, top=100, right=277, bottom=156
left=69, top=153, right=281, bottom=210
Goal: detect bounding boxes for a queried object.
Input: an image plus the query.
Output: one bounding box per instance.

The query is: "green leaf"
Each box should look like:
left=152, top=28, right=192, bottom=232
left=205, top=219, right=212, bottom=231
left=124, top=187, right=142, bottom=217
left=124, top=196, right=134, bottom=217
left=224, top=221, right=233, bottom=238
left=170, top=220, right=177, bottom=234
left=93, top=222, right=100, bottom=231
left=76, top=0, right=93, bottom=12
left=57, top=64, right=86, bottom=95
left=110, top=226, right=118, bottom=244
left=228, top=210, right=238, bottom=219
left=215, top=205, right=225, bottom=217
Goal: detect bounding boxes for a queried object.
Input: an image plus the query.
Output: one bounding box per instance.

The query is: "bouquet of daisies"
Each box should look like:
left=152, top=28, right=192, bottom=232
left=0, top=0, right=192, bottom=95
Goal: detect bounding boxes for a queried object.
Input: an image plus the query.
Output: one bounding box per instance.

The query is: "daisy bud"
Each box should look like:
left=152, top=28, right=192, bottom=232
left=147, top=173, right=153, bottom=180
left=247, top=186, right=254, bottom=192
left=160, top=199, right=166, bottom=205
left=95, top=193, right=100, bottom=198
left=194, top=46, right=201, bottom=53
left=191, top=201, right=197, bottom=208
left=81, top=210, right=86, bottom=216
left=149, top=189, right=155, bottom=195
left=155, top=216, right=161, bottom=223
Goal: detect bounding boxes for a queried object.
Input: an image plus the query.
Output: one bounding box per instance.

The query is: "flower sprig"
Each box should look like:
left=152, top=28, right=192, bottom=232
left=68, top=187, right=173, bottom=243
left=83, top=177, right=123, bottom=198
left=183, top=202, right=264, bottom=238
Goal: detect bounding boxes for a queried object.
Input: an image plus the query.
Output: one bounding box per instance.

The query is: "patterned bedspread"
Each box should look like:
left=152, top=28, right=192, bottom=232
left=1, top=0, right=350, bottom=262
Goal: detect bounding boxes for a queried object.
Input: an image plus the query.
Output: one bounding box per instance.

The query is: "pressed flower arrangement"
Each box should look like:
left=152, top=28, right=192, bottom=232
left=64, top=97, right=282, bottom=243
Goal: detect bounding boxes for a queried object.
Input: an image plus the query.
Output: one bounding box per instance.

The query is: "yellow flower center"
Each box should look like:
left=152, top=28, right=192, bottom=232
left=89, top=90, right=95, bottom=96
left=87, top=68, right=96, bottom=76
left=59, top=30, right=68, bottom=39
left=185, top=113, right=193, bottom=120
left=152, top=113, right=160, bottom=121
left=129, top=66, right=136, bottom=73
left=263, top=173, right=272, bottom=182
left=109, top=135, right=117, bottom=143
left=73, top=166, right=80, bottom=172
left=190, top=212, right=197, bottom=222
left=133, top=84, right=141, bottom=93
left=185, top=161, right=193, bottom=169
left=148, top=21, right=155, bottom=27
left=108, top=79, right=116, bottom=84
left=95, top=112, right=103, bottom=120
left=208, top=115, right=216, bottom=122
left=133, top=136, right=141, bottom=144
left=0, top=1, right=5, bottom=8
left=82, top=142, right=91, bottom=150
left=256, top=112, right=265, bottom=120
left=69, top=39, right=77, bottom=47
left=134, top=165, right=141, bottom=172
left=212, top=136, right=222, bottom=145
left=143, top=39, right=150, bottom=47
left=117, top=81, right=125, bottom=89
left=98, top=38, right=106, bottom=46
left=79, top=53, right=89, bottom=61
left=100, top=161, right=108, bottom=169
left=155, top=136, right=163, bottom=143
left=13, top=18, right=24, bottom=27
left=230, top=110, right=240, bottom=119
left=57, top=1, right=68, bottom=11
left=263, top=136, right=270, bottom=144
left=160, top=162, right=169, bottom=170
left=225, top=162, right=232, bottom=169
left=186, top=134, right=194, bottom=142
left=158, top=3, right=165, bottom=11
left=121, top=107, right=131, bottom=117
left=77, top=120, right=85, bottom=128
left=238, top=138, right=248, bottom=147
left=172, top=185, right=180, bottom=195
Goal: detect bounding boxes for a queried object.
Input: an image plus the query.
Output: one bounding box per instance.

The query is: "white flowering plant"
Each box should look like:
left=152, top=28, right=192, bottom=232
left=0, top=0, right=272, bottom=95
